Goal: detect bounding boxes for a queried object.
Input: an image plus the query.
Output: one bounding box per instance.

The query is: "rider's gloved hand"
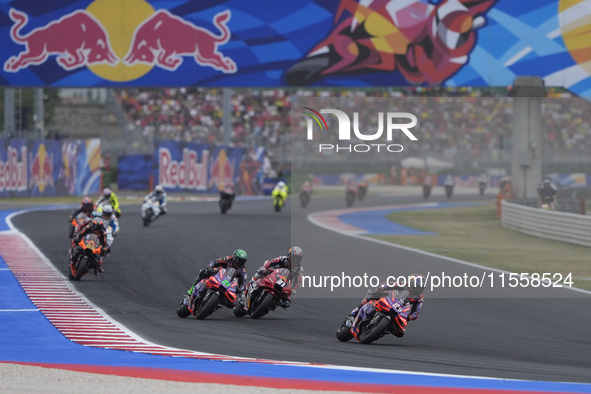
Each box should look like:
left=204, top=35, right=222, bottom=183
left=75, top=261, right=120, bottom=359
left=198, top=268, right=209, bottom=279
left=257, top=268, right=267, bottom=275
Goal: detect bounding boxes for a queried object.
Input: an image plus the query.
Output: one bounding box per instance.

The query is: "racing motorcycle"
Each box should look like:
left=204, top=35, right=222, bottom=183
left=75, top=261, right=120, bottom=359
left=336, top=294, right=410, bottom=344
left=233, top=267, right=292, bottom=319
left=357, top=182, right=368, bottom=201
left=345, top=189, right=356, bottom=207
left=422, top=184, right=432, bottom=199
left=274, top=193, right=285, bottom=212
left=299, top=187, right=311, bottom=208
left=176, top=267, right=238, bottom=320
left=444, top=183, right=454, bottom=198
left=219, top=187, right=235, bottom=214
left=141, top=196, right=161, bottom=227
left=478, top=181, right=487, bottom=195
left=68, top=233, right=104, bottom=281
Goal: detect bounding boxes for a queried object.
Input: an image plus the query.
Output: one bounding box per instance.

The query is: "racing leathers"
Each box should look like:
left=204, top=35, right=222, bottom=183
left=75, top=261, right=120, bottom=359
left=97, top=192, right=121, bottom=217
left=144, top=190, right=167, bottom=215
left=249, top=256, right=303, bottom=307
left=69, top=219, right=108, bottom=272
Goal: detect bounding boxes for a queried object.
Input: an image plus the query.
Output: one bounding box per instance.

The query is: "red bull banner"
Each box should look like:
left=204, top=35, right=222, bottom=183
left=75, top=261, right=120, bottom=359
left=0, top=138, right=101, bottom=197
left=154, top=141, right=245, bottom=194
left=1, top=0, right=591, bottom=97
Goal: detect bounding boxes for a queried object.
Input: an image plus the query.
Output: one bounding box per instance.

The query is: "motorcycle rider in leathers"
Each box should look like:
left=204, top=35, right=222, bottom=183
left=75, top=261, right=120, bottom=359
left=350, top=273, right=426, bottom=338
left=245, top=246, right=304, bottom=310
left=186, top=249, right=248, bottom=307
left=69, top=217, right=109, bottom=273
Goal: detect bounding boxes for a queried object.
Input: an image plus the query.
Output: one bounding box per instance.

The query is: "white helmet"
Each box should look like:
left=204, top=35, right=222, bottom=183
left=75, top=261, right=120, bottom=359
left=102, top=204, right=113, bottom=216
left=277, top=181, right=286, bottom=188
left=155, top=185, right=164, bottom=193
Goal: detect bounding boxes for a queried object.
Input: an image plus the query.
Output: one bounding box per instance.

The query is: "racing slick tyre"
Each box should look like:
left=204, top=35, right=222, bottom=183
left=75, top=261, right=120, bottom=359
left=336, top=317, right=355, bottom=342
left=195, top=292, right=219, bottom=320
left=250, top=291, right=275, bottom=319
left=233, top=304, right=247, bottom=318
left=73, top=256, right=89, bottom=281
left=176, top=296, right=191, bottom=318
left=220, top=199, right=231, bottom=214
left=359, top=315, right=390, bottom=344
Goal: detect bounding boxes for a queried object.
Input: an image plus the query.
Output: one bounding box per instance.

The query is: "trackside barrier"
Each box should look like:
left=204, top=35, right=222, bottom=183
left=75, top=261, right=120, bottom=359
left=501, top=200, right=591, bottom=247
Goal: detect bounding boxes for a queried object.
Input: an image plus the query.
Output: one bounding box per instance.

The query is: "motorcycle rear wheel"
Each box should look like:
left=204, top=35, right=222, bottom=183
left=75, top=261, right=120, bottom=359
left=359, top=315, right=390, bottom=344
left=251, top=291, right=275, bottom=319
left=195, top=292, right=219, bottom=320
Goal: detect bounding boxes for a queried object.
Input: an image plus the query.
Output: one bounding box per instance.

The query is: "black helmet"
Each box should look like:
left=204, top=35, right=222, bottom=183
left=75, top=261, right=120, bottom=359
left=89, top=218, right=105, bottom=232
left=81, top=196, right=93, bottom=211
left=232, top=249, right=248, bottom=268
left=407, top=273, right=426, bottom=296
left=287, top=246, right=303, bottom=269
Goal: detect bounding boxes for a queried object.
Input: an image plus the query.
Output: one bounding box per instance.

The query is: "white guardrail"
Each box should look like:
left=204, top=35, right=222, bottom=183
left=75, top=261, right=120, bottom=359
left=501, top=200, right=591, bottom=247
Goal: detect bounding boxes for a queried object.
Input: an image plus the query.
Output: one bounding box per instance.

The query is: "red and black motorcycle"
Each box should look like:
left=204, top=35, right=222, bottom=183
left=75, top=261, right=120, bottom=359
left=336, top=294, right=411, bottom=344
left=68, top=233, right=104, bottom=281
left=233, top=267, right=291, bottom=319
left=177, top=267, right=238, bottom=320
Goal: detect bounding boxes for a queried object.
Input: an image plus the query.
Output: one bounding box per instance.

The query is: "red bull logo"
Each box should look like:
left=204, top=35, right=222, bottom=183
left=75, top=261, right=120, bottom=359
left=4, top=8, right=118, bottom=72
left=29, top=144, right=54, bottom=192
left=3, top=0, right=237, bottom=80
left=0, top=146, right=28, bottom=193
left=209, top=149, right=236, bottom=190
left=159, top=147, right=208, bottom=191
left=123, top=9, right=236, bottom=73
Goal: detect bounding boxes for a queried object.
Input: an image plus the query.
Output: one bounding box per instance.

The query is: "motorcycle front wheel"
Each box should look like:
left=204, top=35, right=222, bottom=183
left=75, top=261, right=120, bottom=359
left=176, top=295, right=191, bottom=318
left=251, top=291, right=275, bottom=319
left=220, top=199, right=230, bottom=214
left=195, top=292, right=219, bottom=320
left=358, top=315, right=390, bottom=344
left=73, top=256, right=89, bottom=281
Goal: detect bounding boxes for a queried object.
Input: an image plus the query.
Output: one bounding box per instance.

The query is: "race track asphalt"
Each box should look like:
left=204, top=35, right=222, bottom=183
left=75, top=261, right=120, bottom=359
left=11, top=193, right=591, bottom=383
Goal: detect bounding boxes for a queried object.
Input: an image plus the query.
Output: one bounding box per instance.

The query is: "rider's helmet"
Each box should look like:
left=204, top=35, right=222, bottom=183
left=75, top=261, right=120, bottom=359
left=407, top=273, right=426, bottom=296
left=277, top=181, right=286, bottom=189
left=89, top=218, right=105, bottom=233
left=154, top=184, right=164, bottom=197
left=103, top=188, right=112, bottom=198
left=287, top=246, right=303, bottom=270
left=542, top=177, right=552, bottom=185
left=231, top=249, right=248, bottom=268
left=91, top=210, right=102, bottom=218
left=81, top=196, right=93, bottom=211
left=102, top=204, right=114, bottom=217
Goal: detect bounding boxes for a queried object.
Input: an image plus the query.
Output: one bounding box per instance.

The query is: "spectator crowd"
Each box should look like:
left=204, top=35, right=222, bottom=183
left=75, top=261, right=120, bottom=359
left=116, top=87, right=591, bottom=165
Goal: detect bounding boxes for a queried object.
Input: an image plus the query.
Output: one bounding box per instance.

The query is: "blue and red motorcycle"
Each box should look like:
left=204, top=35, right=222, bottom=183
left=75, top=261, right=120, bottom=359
left=176, top=267, right=238, bottom=320
left=336, top=294, right=411, bottom=344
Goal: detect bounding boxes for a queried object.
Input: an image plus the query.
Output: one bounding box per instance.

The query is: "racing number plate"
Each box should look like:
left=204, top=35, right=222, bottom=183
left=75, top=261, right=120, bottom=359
left=276, top=275, right=287, bottom=287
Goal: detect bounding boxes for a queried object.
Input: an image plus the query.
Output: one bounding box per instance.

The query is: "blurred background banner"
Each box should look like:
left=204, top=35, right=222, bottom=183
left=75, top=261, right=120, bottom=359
left=2, top=0, right=591, bottom=97
left=0, top=138, right=101, bottom=197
